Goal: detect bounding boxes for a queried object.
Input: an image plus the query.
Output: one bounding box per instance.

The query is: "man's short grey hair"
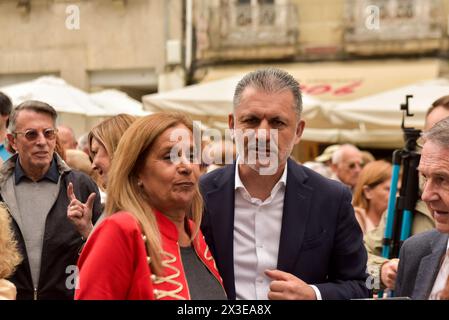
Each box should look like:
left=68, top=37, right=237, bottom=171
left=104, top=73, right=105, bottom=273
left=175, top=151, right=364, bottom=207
left=233, top=68, right=303, bottom=118
left=422, top=116, right=449, bottom=148
left=331, top=144, right=360, bottom=165
left=77, top=133, right=89, bottom=151
left=8, top=100, right=57, bottom=133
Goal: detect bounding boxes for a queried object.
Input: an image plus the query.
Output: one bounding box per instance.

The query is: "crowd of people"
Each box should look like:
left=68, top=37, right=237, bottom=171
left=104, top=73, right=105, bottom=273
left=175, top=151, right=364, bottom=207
left=0, top=67, right=449, bottom=300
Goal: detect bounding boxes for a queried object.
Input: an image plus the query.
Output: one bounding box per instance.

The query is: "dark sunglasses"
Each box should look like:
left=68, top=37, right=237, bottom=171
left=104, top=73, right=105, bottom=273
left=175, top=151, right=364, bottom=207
left=347, top=161, right=364, bottom=170
left=13, top=128, right=58, bottom=141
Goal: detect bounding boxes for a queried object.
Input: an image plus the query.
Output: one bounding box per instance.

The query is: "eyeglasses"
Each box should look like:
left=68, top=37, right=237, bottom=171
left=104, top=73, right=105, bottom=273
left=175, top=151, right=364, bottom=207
left=13, top=128, right=58, bottom=141
left=347, top=162, right=364, bottom=170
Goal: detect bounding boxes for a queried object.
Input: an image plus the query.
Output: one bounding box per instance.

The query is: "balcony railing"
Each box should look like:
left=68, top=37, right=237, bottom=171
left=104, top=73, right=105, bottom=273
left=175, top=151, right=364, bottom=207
left=206, top=3, right=299, bottom=49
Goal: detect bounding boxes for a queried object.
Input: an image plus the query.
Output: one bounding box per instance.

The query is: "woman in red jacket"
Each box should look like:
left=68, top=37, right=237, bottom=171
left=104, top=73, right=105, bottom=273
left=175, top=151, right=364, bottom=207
left=75, top=112, right=226, bottom=300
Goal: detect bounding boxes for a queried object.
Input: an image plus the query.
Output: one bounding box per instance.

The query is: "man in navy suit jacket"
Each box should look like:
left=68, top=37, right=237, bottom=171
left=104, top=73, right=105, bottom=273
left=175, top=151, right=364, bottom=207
left=200, top=68, right=369, bottom=300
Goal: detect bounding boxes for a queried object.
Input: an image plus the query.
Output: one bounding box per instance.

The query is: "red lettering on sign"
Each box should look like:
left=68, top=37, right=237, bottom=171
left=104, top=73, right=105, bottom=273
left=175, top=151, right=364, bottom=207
left=306, top=85, right=331, bottom=95
left=333, top=81, right=363, bottom=96
left=299, top=80, right=363, bottom=96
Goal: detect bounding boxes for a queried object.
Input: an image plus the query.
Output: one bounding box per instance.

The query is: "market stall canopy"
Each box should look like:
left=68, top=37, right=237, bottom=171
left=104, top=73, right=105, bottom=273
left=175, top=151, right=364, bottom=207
left=330, top=78, right=449, bottom=147
left=90, top=89, right=150, bottom=117
left=143, top=75, right=243, bottom=119
left=1, top=76, right=113, bottom=116
left=1, top=76, right=115, bottom=137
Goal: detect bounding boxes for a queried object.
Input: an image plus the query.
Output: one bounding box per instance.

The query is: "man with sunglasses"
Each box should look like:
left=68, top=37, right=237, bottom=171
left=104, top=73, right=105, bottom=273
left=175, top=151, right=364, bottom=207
left=0, top=100, right=102, bottom=300
left=330, top=144, right=364, bottom=192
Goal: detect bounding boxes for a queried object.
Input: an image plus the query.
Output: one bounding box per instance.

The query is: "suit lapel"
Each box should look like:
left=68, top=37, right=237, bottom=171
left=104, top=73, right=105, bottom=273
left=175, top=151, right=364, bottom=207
left=277, top=159, right=313, bottom=272
left=413, top=233, right=449, bottom=299
left=204, top=164, right=236, bottom=298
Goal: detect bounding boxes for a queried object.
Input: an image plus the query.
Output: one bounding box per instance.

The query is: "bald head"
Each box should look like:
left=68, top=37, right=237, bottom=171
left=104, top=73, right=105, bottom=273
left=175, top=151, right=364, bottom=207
left=425, top=95, right=449, bottom=131
left=425, top=105, right=449, bottom=131
left=57, top=125, right=77, bottom=150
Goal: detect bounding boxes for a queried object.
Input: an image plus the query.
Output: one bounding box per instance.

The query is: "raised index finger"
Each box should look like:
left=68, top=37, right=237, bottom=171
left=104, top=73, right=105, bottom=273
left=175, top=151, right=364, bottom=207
left=67, top=182, right=77, bottom=201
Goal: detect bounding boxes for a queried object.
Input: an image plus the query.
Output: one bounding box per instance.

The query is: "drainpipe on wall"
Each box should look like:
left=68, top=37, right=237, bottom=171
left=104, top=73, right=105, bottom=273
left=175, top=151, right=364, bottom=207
left=184, top=0, right=195, bottom=84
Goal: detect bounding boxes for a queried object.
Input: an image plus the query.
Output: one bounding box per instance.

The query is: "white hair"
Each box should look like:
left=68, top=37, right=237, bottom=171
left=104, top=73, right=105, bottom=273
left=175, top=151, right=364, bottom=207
left=77, top=133, right=89, bottom=151
left=422, top=116, right=449, bottom=148
left=331, top=144, right=361, bottom=165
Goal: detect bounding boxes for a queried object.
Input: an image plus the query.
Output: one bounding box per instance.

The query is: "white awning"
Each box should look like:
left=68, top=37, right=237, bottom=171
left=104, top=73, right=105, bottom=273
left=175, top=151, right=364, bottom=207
left=90, top=89, right=150, bottom=117
left=1, top=76, right=113, bottom=116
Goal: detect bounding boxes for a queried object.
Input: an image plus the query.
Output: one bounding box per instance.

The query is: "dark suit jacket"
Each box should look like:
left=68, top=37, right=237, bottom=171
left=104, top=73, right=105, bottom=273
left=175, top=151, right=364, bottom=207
left=200, top=159, right=369, bottom=300
left=396, top=229, right=449, bottom=299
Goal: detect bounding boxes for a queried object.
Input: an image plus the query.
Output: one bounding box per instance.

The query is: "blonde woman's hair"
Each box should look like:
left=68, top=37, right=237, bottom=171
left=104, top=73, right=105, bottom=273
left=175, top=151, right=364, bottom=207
left=0, top=203, right=22, bottom=279
left=88, top=114, right=136, bottom=161
left=88, top=114, right=136, bottom=189
left=352, top=160, right=392, bottom=210
left=105, top=112, right=203, bottom=275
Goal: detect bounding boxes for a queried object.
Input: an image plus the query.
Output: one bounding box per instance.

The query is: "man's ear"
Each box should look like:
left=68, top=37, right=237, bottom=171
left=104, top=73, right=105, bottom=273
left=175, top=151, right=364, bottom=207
left=228, top=113, right=234, bottom=130
left=294, top=120, right=305, bottom=145
left=331, top=162, right=338, bottom=174
left=6, top=133, right=16, bottom=151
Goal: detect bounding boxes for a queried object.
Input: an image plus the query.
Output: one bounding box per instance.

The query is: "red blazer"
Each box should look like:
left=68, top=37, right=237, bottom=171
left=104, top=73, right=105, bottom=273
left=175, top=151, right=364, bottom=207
left=75, top=211, right=224, bottom=300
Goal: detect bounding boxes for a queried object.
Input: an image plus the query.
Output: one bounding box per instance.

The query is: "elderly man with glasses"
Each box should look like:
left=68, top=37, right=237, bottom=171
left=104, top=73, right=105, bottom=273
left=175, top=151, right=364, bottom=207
left=0, top=100, right=102, bottom=300
left=330, top=144, right=364, bottom=192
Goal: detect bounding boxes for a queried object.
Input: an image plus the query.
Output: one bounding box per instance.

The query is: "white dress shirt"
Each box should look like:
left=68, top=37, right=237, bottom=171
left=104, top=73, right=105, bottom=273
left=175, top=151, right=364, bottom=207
left=233, top=162, right=322, bottom=300
left=429, top=239, right=449, bottom=300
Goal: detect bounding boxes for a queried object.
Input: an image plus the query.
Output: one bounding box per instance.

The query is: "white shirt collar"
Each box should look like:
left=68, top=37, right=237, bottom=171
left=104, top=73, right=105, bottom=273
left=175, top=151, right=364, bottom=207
left=234, top=159, right=288, bottom=192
